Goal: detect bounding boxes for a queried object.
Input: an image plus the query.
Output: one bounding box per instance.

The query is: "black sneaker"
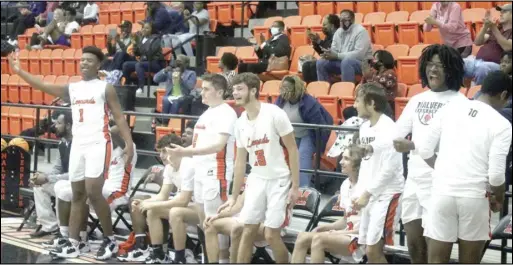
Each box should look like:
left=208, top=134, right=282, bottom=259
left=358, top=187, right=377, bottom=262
left=49, top=240, right=80, bottom=258
left=42, top=234, right=67, bottom=249
left=95, top=238, right=119, bottom=261
left=144, top=249, right=170, bottom=264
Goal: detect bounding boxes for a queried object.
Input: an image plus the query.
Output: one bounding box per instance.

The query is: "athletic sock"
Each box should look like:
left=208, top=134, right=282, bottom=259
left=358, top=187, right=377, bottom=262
left=174, top=249, right=186, bottom=263
left=108, top=235, right=116, bottom=243
left=152, top=245, right=165, bottom=259
left=69, top=238, right=80, bottom=247
left=79, top=231, right=88, bottom=242
left=60, top=226, right=69, bottom=238
left=135, top=234, right=147, bottom=249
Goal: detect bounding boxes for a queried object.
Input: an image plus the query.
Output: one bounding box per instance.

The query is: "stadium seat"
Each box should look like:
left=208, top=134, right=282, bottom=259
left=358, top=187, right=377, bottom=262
left=397, top=83, right=408, bottom=98
left=17, top=28, right=37, bottom=50
left=28, top=50, right=41, bottom=75
left=69, top=76, right=82, bottom=83
left=19, top=77, right=31, bottom=104
left=155, top=88, right=165, bottom=113
left=21, top=108, right=36, bottom=132
left=407, top=83, right=426, bottom=97
left=7, top=74, right=20, bottom=103
left=233, top=2, right=258, bottom=26
left=62, top=49, right=76, bottom=76
left=316, top=2, right=335, bottom=17
left=396, top=44, right=429, bottom=85
left=288, top=45, right=315, bottom=77
left=93, top=24, right=107, bottom=49
left=260, top=80, right=281, bottom=103
left=467, top=85, right=481, bottom=99
left=50, top=49, right=64, bottom=76
left=109, top=3, right=122, bottom=25
left=470, top=2, right=493, bottom=9
left=307, top=81, right=330, bottom=97
left=372, top=44, right=384, bottom=52
left=261, top=46, right=295, bottom=81
left=39, top=49, right=53, bottom=76
left=289, top=15, right=322, bottom=47
left=18, top=50, right=29, bottom=72
left=42, top=75, right=57, bottom=105
left=374, top=11, right=409, bottom=47
left=298, top=2, right=316, bottom=17
left=253, top=16, right=282, bottom=45
left=377, top=2, right=397, bottom=14
left=31, top=75, right=44, bottom=105
left=468, top=8, right=488, bottom=39
left=394, top=84, right=427, bottom=119
left=206, top=46, right=237, bottom=73
left=98, top=2, right=110, bottom=24
left=207, top=3, right=217, bottom=21
left=420, top=2, right=435, bottom=10
left=354, top=13, right=364, bottom=24
left=356, top=2, right=376, bottom=15
left=215, top=2, right=233, bottom=26
left=8, top=107, right=22, bottom=136
left=385, top=44, right=409, bottom=59
left=210, top=19, right=218, bottom=33
left=1, top=106, right=9, bottom=134
left=1, top=55, right=8, bottom=74
left=120, top=3, right=134, bottom=23
left=336, top=2, right=354, bottom=13
left=133, top=2, right=147, bottom=23
left=235, top=46, right=258, bottom=64
left=81, top=25, right=95, bottom=47
left=397, top=10, right=430, bottom=47
left=1, top=74, right=9, bottom=103
left=319, top=132, right=339, bottom=170
left=318, top=82, right=355, bottom=121
left=74, top=49, right=83, bottom=76
left=283, top=16, right=303, bottom=34
left=361, top=12, right=386, bottom=41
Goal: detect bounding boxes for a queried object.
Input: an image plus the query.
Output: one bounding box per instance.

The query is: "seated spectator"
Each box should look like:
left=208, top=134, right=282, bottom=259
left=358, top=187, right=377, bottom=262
left=475, top=51, right=513, bottom=107
left=154, top=54, right=197, bottom=115
left=141, top=2, right=172, bottom=35
left=35, top=1, right=58, bottom=26
left=165, top=2, right=188, bottom=34
left=464, top=3, right=512, bottom=85
left=219, top=52, right=239, bottom=98
left=82, top=1, right=98, bottom=25
left=122, top=22, right=165, bottom=94
left=29, top=111, right=72, bottom=238
left=29, top=8, right=79, bottom=49
left=238, top=20, right=291, bottom=74
left=424, top=1, right=473, bottom=57
left=316, top=9, right=373, bottom=84
left=302, top=14, right=340, bottom=83
left=275, top=75, right=334, bottom=187
left=361, top=50, right=398, bottom=117
left=163, top=2, right=210, bottom=57
left=58, top=1, right=86, bottom=23
left=29, top=1, right=46, bottom=24
left=6, top=2, right=36, bottom=46
left=104, top=20, right=134, bottom=71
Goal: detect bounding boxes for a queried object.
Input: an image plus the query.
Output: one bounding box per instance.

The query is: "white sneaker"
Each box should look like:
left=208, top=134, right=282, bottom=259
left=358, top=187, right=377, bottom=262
left=78, top=241, right=91, bottom=253
left=49, top=240, right=80, bottom=258
left=185, top=249, right=197, bottom=263
left=42, top=235, right=68, bottom=249
left=117, top=247, right=150, bottom=262
left=95, top=238, right=118, bottom=261
left=136, top=88, right=143, bottom=94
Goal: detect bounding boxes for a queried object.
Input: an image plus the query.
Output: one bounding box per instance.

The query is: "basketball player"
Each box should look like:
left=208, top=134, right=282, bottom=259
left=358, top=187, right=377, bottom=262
left=165, top=74, right=237, bottom=264
left=9, top=46, right=135, bottom=260
left=418, top=71, right=512, bottom=263
left=220, top=72, right=300, bottom=263
left=392, top=44, right=467, bottom=263
left=46, top=123, right=137, bottom=257
left=128, top=134, right=195, bottom=263
left=291, top=145, right=365, bottom=263
left=352, top=82, right=404, bottom=263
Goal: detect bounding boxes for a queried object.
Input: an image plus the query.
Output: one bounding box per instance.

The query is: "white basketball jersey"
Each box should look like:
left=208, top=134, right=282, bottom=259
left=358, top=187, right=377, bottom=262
left=106, top=143, right=137, bottom=193
left=235, top=103, right=294, bottom=180
left=68, top=79, right=110, bottom=145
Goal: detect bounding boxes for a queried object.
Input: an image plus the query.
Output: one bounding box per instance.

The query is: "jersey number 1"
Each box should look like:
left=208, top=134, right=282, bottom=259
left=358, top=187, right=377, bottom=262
left=254, top=149, right=267, bottom=166
left=79, top=108, right=84, bottom=122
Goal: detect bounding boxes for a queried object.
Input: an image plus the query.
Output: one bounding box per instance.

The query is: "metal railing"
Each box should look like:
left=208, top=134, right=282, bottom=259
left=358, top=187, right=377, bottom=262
left=1, top=102, right=511, bottom=262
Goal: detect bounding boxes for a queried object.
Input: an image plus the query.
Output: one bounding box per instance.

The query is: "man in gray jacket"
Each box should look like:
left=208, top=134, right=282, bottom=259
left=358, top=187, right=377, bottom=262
left=30, top=111, right=73, bottom=238
left=316, top=9, right=373, bottom=84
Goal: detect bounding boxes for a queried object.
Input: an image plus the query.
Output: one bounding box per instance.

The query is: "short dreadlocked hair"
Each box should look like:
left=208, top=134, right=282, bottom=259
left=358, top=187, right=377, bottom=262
left=419, top=44, right=464, bottom=91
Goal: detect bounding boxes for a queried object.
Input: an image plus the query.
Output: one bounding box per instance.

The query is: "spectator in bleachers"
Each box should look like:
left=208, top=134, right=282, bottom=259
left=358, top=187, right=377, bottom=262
left=35, top=1, right=58, bottom=26
left=29, top=111, right=72, bottom=238
left=6, top=2, right=36, bottom=46
left=275, top=75, right=334, bottom=187
left=360, top=50, right=398, bottom=117
left=82, top=1, right=98, bottom=25
left=474, top=51, right=513, bottom=107
left=302, top=14, right=340, bottom=83
left=58, top=2, right=86, bottom=23
left=316, top=9, right=373, bottom=84
left=162, top=1, right=210, bottom=57
left=164, top=2, right=189, bottom=35
left=238, top=20, right=291, bottom=74
left=424, top=1, right=473, bottom=58
left=141, top=2, right=172, bottom=35
left=104, top=20, right=135, bottom=71
left=29, top=1, right=46, bottom=22
left=464, top=3, right=512, bottom=85
left=122, top=22, right=165, bottom=94
left=30, top=8, right=80, bottom=49
left=155, top=54, right=197, bottom=115
left=219, top=52, right=239, bottom=99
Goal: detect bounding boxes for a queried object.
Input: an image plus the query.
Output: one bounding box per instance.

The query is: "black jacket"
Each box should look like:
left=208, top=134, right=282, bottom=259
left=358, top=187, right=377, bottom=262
left=133, top=34, right=164, bottom=62
left=312, top=33, right=333, bottom=56
left=256, top=34, right=291, bottom=62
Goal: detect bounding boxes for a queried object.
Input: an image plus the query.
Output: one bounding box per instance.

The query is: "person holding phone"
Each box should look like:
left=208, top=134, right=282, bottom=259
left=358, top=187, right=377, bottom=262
left=104, top=20, right=135, bottom=71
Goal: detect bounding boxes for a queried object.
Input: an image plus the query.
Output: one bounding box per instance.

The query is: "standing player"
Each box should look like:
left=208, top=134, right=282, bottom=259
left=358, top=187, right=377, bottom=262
left=352, top=83, right=404, bottom=263
left=392, top=44, right=467, bottom=263
left=418, top=71, right=512, bottom=263
left=221, top=72, right=300, bottom=263
left=165, top=74, right=237, bottom=264
left=8, top=46, right=134, bottom=260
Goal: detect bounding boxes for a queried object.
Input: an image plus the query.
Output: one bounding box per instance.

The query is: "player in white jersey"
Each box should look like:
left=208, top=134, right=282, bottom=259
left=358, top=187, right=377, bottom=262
left=9, top=46, right=135, bottom=260
left=418, top=71, right=512, bottom=263
left=47, top=123, right=137, bottom=256
left=291, top=145, right=365, bottom=263
left=165, top=74, right=237, bottom=264
left=392, top=44, right=467, bottom=263
left=352, top=83, right=404, bottom=263
left=219, top=73, right=300, bottom=263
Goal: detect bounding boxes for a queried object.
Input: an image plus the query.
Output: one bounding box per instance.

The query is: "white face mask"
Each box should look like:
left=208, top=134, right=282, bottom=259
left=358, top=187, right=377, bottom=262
left=270, top=27, right=281, bottom=36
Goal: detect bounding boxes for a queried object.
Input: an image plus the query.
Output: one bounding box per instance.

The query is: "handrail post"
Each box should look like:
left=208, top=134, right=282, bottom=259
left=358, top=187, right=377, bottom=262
left=314, top=128, right=321, bottom=191
left=240, top=2, right=245, bottom=38
left=33, top=107, right=40, bottom=172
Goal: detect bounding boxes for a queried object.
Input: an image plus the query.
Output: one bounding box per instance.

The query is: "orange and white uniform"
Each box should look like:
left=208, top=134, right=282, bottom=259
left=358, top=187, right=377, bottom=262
left=67, top=79, right=112, bottom=182
left=235, top=103, right=294, bottom=229
left=192, top=103, right=237, bottom=217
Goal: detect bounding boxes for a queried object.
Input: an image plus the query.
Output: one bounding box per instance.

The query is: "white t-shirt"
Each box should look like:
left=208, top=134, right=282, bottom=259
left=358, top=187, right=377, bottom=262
left=395, top=90, right=466, bottom=189
left=68, top=79, right=110, bottom=145
left=192, top=103, right=237, bottom=182
left=358, top=114, right=404, bottom=198
left=64, top=21, right=80, bottom=35
left=339, top=178, right=361, bottom=231
left=163, top=157, right=195, bottom=193
left=106, top=143, right=138, bottom=192
left=418, top=99, right=512, bottom=198
left=235, top=103, right=294, bottom=180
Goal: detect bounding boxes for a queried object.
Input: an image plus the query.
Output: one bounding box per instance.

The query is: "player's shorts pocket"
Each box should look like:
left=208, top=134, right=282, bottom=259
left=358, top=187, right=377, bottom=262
left=203, top=179, right=221, bottom=201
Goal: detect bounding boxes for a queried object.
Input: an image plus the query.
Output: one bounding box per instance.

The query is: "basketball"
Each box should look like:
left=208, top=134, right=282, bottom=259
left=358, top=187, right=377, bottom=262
left=8, top=137, right=30, bottom=152
left=1, top=138, right=7, bottom=152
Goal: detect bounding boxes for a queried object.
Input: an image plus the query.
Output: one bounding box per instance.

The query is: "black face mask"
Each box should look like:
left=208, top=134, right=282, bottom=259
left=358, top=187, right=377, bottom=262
left=322, top=26, right=331, bottom=36
left=372, top=61, right=383, bottom=71
left=342, top=21, right=353, bottom=31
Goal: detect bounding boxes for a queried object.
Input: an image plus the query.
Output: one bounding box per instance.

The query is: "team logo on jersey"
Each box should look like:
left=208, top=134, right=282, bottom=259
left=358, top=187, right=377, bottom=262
left=295, top=189, right=312, bottom=207
left=73, top=97, right=96, bottom=105
left=416, top=101, right=445, bottom=125
left=247, top=134, right=270, bottom=148
left=359, top=137, right=375, bottom=160
left=207, top=169, right=213, bottom=177
left=504, top=219, right=512, bottom=235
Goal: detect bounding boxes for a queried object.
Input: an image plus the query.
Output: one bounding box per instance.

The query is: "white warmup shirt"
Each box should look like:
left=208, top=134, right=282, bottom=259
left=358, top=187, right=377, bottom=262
left=163, top=157, right=195, bottom=193
left=235, top=103, right=294, bottom=180
left=192, top=103, right=237, bottom=182
left=395, top=90, right=467, bottom=189
left=418, top=100, right=512, bottom=198
left=106, top=143, right=138, bottom=192
left=339, top=178, right=362, bottom=231
left=358, top=114, right=404, bottom=198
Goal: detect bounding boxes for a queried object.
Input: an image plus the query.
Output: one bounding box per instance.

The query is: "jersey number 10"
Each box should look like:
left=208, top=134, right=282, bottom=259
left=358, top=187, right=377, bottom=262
left=468, top=108, right=478, bottom=118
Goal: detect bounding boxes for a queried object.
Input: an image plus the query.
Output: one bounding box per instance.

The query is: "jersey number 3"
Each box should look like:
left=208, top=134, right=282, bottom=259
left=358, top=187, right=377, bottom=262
left=254, top=149, right=267, bottom=166
left=79, top=108, right=84, bottom=122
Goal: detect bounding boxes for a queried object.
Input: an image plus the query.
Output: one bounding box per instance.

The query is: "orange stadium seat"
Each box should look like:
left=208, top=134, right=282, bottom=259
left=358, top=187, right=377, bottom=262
left=8, top=107, right=22, bottom=136
left=93, top=24, right=107, bottom=49
left=394, top=84, right=427, bottom=119
left=456, top=2, right=468, bottom=10
left=420, top=2, right=435, bottom=10
left=207, top=3, right=217, bottom=21
left=320, top=131, right=338, bottom=169
left=307, top=81, right=330, bottom=98
left=470, top=2, right=493, bottom=9
left=206, top=46, right=237, bottom=73
left=63, top=49, right=76, bottom=76
left=407, top=84, right=427, bottom=97
left=235, top=46, right=257, bottom=63
left=397, top=10, right=430, bottom=47
left=260, top=46, right=295, bottom=81
left=356, top=2, right=376, bottom=16
left=21, top=108, right=36, bottom=132
left=74, top=49, right=83, bottom=76
left=398, top=1, right=419, bottom=14
left=386, top=44, right=409, bottom=59
left=120, top=2, right=134, bottom=23
left=1, top=74, right=9, bottom=103
left=69, top=76, right=82, bottom=83
left=316, top=2, right=335, bottom=17
left=42, top=75, right=57, bottom=105
left=98, top=2, right=110, bottom=24
left=31, top=75, right=45, bottom=105
left=215, top=2, right=233, bottom=26
left=17, top=28, right=37, bottom=50
left=377, top=2, right=397, bottom=14
left=318, top=82, right=355, bottom=121
left=109, top=3, right=122, bottom=25
left=298, top=2, right=316, bottom=17
left=397, top=83, right=408, bottom=98
left=1, top=55, right=8, bottom=74
left=423, top=25, right=443, bottom=45
left=133, top=2, right=147, bottom=23
left=253, top=16, right=282, bottom=45
left=233, top=2, right=258, bottom=26
left=372, top=44, right=384, bottom=52
left=50, top=49, right=64, bottom=76
left=283, top=16, right=303, bottom=34
left=396, top=44, right=429, bottom=85
left=289, top=45, right=315, bottom=76
left=7, top=74, right=20, bottom=103
left=39, top=49, right=53, bottom=76
left=289, top=15, right=322, bottom=47
left=18, top=50, right=29, bottom=72
left=363, top=12, right=386, bottom=42
left=28, top=50, right=41, bottom=75
left=467, top=85, right=481, bottom=99
left=374, top=11, right=409, bottom=47
left=81, top=25, right=95, bottom=47
left=155, top=88, right=165, bottom=112
left=19, top=77, right=31, bottom=104
left=355, top=13, right=364, bottom=24
left=469, top=8, right=488, bottom=39
left=260, top=80, right=281, bottom=103
left=336, top=2, right=354, bottom=13
left=210, top=19, right=218, bottom=33
left=1, top=106, right=9, bottom=134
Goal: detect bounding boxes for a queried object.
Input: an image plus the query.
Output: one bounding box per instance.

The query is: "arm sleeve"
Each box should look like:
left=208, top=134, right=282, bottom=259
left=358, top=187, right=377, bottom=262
left=488, top=123, right=512, bottom=186
left=181, top=71, right=197, bottom=94
left=366, top=148, right=403, bottom=197
left=439, top=5, right=463, bottom=33
left=47, top=152, right=69, bottom=183
left=418, top=109, right=444, bottom=160
left=265, top=36, right=291, bottom=58
left=395, top=97, right=415, bottom=139
left=83, top=4, right=98, bottom=19
left=338, top=30, right=371, bottom=61
left=214, top=108, right=237, bottom=136
left=180, top=159, right=195, bottom=192
left=424, top=5, right=437, bottom=32
left=153, top=68, right=169, bottom=84
left=312, top=39, right=323, bottom=55
left=234, top=122, right=244, bottom=148
left=273, top=108, right=294, bottom=137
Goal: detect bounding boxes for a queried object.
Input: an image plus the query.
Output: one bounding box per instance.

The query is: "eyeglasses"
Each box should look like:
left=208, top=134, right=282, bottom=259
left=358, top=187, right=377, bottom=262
left=426, top=62, right=445, bottom=69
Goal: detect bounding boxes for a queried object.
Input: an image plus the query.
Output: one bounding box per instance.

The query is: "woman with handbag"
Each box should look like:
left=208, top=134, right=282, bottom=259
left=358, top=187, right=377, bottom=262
left=238, top=20, right=291, bottom=74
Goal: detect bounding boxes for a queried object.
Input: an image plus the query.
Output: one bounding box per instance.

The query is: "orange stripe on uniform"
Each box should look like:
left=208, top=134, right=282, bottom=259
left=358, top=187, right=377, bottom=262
left=107, top=163, right=132, bottom=204
left=216, top=145, right=227, bottom=181
left=219, top=178, right=228, bottom=202
left=102, top=103, right=112, bottom=179
left=279, top=139, right=290, bottom=169
left=383, top=193, right=401, bottom=246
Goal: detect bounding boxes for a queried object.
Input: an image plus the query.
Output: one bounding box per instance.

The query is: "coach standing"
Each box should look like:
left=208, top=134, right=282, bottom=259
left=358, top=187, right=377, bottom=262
left=29, top=111, right=73, bottom=238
